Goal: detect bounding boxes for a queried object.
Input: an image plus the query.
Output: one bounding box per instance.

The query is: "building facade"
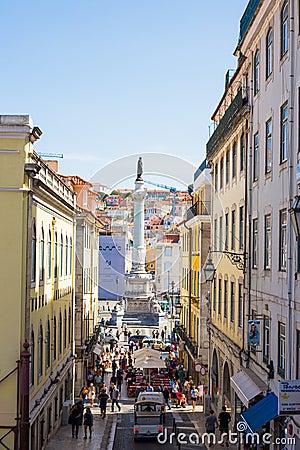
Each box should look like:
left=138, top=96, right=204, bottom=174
left=0, top=116, right=76, bottom=450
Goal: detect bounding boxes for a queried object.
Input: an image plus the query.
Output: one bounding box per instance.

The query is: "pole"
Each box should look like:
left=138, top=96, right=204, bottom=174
left=20, top=341, right=31, bottom=450
left=171, top=281, right=175, bottom=340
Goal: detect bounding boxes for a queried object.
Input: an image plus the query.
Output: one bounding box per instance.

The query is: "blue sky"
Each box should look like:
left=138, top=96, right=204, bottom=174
left=1, top=0, right=247, bottom=185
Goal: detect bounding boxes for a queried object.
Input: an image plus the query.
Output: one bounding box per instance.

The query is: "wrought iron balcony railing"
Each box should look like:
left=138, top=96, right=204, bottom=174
left=206, top=88, right=249, bottom=158
left=175, top=325, right=198, bottom=358
left=186, top=200, right=211, bottom=221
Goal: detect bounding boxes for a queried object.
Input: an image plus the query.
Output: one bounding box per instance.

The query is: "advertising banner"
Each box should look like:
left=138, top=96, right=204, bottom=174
left=279, top=380, right=300, bottom=415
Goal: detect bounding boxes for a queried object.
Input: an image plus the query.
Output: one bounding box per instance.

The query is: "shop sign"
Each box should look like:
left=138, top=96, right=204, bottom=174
left=279, top=380, right=300, bottom=415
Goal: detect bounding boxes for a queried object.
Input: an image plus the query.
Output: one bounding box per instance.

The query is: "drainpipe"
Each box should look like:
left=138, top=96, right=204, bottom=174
left=287, top=0, right=295, bottom=380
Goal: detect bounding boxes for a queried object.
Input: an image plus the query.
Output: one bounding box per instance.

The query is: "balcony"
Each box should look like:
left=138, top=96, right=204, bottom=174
left=206, top=88, right=249, bottom=158
left=186, top=200, right=211, bottom=221
left=85, top=324, right=102, bottom=355
left=175, top=325, right=198, bottom=358
left=239, top=0, right=262, bottom=43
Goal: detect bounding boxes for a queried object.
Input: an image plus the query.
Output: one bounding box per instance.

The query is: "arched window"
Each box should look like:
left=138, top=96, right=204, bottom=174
left=47, top=230, right=52, bottom=279
left=68, top=306, right=71, bottom=344
left=46, top=319, right=51, bottom=370
left=266, top=28, right=273, bottom=78
left=40, top=228, right=45, bottom=282
left=30, top=329, right=35, bottom=386
left=53, top=316, right=57, bottom=360
left=31, top=223, right=36, bottom=283
left=281, top=1, right=288, bottom=57
left=59, top=311, right=62, bottom=355
left=69, top=237, right=72, bottom=275
left=60, top=234, right=64, bottom=277
left=212, top=350, right=219, bottom=406
left=64, top=309, right=67, bottom=349
left=223, top=362, right=231, bottom=405
left=54, top=232, right=58, bottom=279
left=38, top=323, right=43, bottom=377
left=254, top=49, right=260, bottom=95
left=65, top=236, right=68, bottom=276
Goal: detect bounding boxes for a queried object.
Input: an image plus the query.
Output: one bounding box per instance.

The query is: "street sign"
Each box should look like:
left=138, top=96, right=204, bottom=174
left=279, top=380, right=300, bottom=415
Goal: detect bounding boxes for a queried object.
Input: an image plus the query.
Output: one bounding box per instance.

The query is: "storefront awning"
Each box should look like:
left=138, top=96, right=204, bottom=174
left=240, top=393, right=278, bottom=433
left=230, top=369, right=267, bottom=407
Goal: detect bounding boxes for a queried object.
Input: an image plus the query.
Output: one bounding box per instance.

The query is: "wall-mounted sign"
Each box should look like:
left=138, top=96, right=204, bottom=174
left=279, top=380, right=300, bottom=415
left=248, top=320, right=260, bottom=346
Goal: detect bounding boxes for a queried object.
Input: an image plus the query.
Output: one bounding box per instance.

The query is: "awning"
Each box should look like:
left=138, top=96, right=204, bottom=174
left=240, top=393, right=278, bottom=433
left=230, top=369, right=267, bottom=407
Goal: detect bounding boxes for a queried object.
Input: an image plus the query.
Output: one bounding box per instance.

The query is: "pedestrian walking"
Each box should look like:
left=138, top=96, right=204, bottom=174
left=80, top=385, right=89, bottom=404
left=68, top=400, right=84, bottom=438
left=205, top=410, right=218, bottom=447
left=98, top=388, right=110, bottom=418
left=94, top=374, right=103, bottom=396
left=110, top=384, right=121, bottom=412
left=88, top=383, right=96, bottom=407
left=218, top=406, right=231, bottom=447
left=116, top=369, right=123, bottom=392
left=190, top=385, right=198, bottom=412
left=162, top=386, right=172, bottom=410
left=83, top=407, right=93, bottom=439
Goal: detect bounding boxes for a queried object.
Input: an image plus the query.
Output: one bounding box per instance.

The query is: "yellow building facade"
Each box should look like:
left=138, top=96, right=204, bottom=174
left=0, top=116, right=76, bottom=450
left=206, top=69, right=248, bottom=417
left=178, top=162, right=211, bottom=385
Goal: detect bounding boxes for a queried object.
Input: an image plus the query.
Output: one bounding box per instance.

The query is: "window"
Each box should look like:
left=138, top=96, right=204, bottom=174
left=240, top=133, right=245, bottom=172
left=58, top=312, right=62, bottom=355
left=65, top=236, right=68, bottom=276
left=31, top=223, right=36, bottom=282
left=253, top=219, right=258, bottom=268
left=68, top=307, right=71, bottom=344
left=238, top=283, right=243, bottom=328
left=40, top=228, right=45, bottom=282
left=69, top=237, right=72, bottom=275
left=280, top=102, right=288, bottom=163
left=64, top=309, right=67, bottom=349
left=219, top=215, right=223, bottom=252
left=38, top=324, right=43, bottom=377
left=264, top=215, right=271, bottom=270
left=30, top=330, right=35, bottom=386
left=54, top=232, right=58, bottom=279
left=60, top=234, right=63, bottom=277
left=215, top=162, right=218, bottom=191
left=231, top=210, right=236, bottom=251
left=281, top=1, right=288, bottom=57
left=266, top=28, right=273, bottom=78
left=224, top=280, right=228, bottom=318
left=218, top=279, right=222, bottom=315
left=165, top=247, right=172, bottom=257
left=220, top=157, right=224, bottom=189
left=226, top=150, right=230, bottom=185
left=297, top=330, right=300, bottom=379
left=253, top=132, right=259, bottom=181
left=232, top=142, right=237, bottom=178
left=263, top=316, right=270, bottom=364
left=53, top=316, right=57, bottom=360
left=214, top=219, right=217, bottom=251
left=254, top=50, right=260, bottom=95
left=239, top=206, right=244, bottom=250
left=225, top=213, right=229, bottom=250
left=265, top=118, right=272, bottom=173
left=46, top=320, right=50, bottom=370
left=278, top=322, right=286, bottom=377
left=230, top=282, right=235, bottom=323
left=213, top=279, right=216, bottom=312
left=279, top=209, right=287, bottom=271
left=47, top=231, right=52, bottom=279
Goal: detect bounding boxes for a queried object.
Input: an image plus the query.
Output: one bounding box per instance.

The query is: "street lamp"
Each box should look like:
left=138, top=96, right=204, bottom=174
left=203, top=256, right=216, bottom=282
left=289, top=195, right=300, bottom=237
left=203, top=247, right=244, bottom=276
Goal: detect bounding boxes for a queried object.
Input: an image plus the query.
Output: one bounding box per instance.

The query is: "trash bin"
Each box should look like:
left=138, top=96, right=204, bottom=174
left=62, top=400, right=73, bottom=426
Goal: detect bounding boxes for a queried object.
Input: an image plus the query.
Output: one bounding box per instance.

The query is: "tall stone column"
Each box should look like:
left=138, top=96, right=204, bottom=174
left=132, top=179, right=147, bottom=272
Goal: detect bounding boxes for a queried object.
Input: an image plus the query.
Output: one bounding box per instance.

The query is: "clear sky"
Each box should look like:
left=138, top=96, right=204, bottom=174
left=1, top=0, right=248, bottom=185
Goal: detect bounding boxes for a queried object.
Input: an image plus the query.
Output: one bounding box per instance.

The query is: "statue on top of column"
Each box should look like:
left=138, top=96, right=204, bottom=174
left=136, top=157, right=143, bottom=181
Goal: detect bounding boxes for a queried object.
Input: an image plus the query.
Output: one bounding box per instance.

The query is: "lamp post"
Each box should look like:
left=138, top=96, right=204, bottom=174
left=171, top=280, right=175, bottom=340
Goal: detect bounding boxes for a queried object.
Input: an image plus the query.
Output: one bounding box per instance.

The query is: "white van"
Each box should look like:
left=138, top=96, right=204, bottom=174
left=133, top=398, right=164, bottom=440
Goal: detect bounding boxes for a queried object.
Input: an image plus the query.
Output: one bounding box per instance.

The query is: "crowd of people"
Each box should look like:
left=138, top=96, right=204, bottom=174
left=68, top=325, right=231, bottom=443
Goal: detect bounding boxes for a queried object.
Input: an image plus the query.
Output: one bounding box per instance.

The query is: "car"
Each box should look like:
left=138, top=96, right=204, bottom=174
left=142, top=338, right=171, bottom=351
left=129, top=334, right=150, bottom=343
left=103, top=333, right=118, bottom=344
